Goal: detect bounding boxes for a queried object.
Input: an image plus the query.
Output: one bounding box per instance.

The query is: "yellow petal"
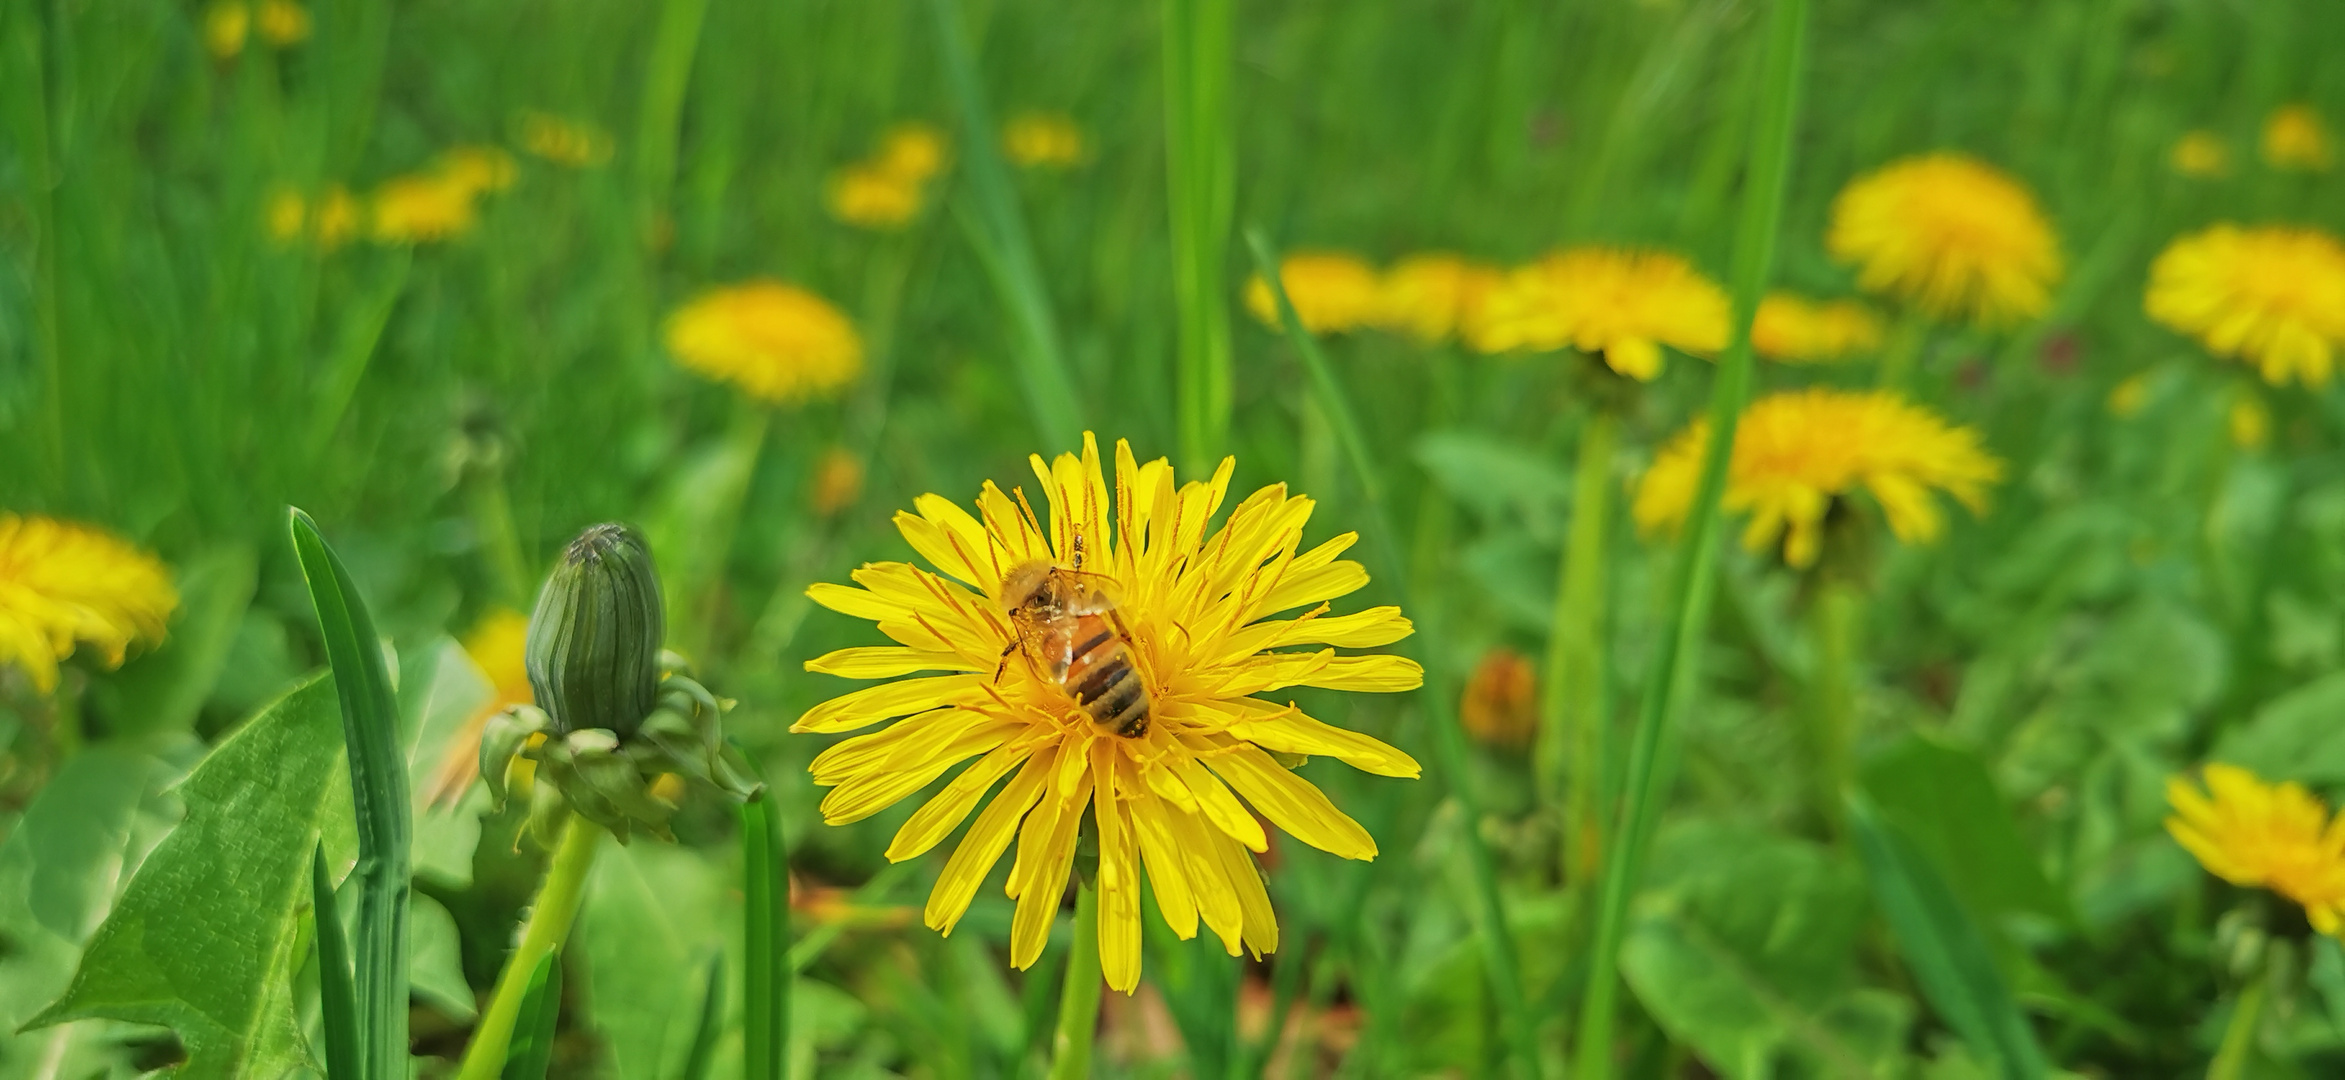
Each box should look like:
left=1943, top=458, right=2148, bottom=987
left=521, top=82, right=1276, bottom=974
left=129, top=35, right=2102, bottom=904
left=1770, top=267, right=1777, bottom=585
left=818, top=718, right=1018, bottom=825
left=1165, top=804, right=1245, bottom=953
left=806, top=646, right=983, bottom=679
left=1094, top=743, right=1144, bottom=993
left=1168, top=747, right=1268, bottom=852
left=927, top=747, right=1055, bottom=934
left=806, top=581, right=900, bottom=622
left=1286, top=654, right=1425, bottom=694
left=1214, top=701, right=1421, bottom=778
left=792, top=674, right=989, bottom=733
left=1254, top=559, right=1371, bottom=618
left=888, top=742, right=1033, bottom=861
left=1010, top=768, right=1092, bottom=970
left=1204, top=742, right=1378, bottom=860
left=1129, top=794, right=1199, bottom=940
left=1207, top=821, right=1279, bottom=958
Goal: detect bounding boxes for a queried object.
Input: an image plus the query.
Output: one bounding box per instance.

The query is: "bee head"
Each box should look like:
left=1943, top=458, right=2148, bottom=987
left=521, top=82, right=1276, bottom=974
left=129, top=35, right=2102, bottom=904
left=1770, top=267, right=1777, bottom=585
left=997, top=560, right=1056, bottom=612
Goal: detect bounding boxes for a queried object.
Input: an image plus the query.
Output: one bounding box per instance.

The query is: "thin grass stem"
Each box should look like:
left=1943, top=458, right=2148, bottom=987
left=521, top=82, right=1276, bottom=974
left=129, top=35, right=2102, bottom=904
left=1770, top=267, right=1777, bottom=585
left=1544, top=409, right=1616, bottom=890
left=1165, top=0, right=1236, bottom=477
left=742, top=788, right=789, bottom=1080
left=311, top=844, right=361, bottom=1080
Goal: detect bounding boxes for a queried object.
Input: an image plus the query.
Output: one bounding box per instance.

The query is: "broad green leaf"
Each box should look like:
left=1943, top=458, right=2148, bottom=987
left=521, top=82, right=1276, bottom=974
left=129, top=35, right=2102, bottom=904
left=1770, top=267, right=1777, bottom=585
left=87, top=545, right=258, bottom=741
left=1859, top=735, right=2067, bottom=923
left=1413, top=431, right=1575, bottom=538
left=2212, top=672, right=2345, bottom=787
left=503, top=950, right=562, bottom=1080
left=409, top=894, right=477, bottom=1024
left=583, top=840, right=728, bottom=1080
left=28, top=677, right=348, bottom=1080
left=1846, top=793, right=2049, bottom=1080
left=404, top=639, right=490, bottom=888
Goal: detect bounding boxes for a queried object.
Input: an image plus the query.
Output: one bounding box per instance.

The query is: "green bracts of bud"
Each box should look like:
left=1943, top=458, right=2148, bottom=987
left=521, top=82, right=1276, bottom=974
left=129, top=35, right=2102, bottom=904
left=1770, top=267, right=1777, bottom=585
left=526, top=523, right=665, bottom=738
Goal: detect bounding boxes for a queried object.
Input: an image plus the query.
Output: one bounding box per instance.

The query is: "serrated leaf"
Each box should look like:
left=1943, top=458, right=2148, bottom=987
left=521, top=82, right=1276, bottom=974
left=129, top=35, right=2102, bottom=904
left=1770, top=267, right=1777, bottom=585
left=27, top=676, right=348, bottom=1080
left=0, top=749, right=168, bottom=1040
left=409, top=894, right=477, bottom=1024
left=583, top=840, right=727, bottom=1080
left=2213, top=671, right=2345, bottom=787
left=1859, top=735, right=2067, bottom=924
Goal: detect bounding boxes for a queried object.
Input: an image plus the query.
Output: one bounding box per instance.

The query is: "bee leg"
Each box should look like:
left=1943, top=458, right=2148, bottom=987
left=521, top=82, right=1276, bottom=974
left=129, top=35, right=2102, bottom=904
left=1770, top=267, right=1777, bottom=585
left=993, top=639, right=1018, bottom=683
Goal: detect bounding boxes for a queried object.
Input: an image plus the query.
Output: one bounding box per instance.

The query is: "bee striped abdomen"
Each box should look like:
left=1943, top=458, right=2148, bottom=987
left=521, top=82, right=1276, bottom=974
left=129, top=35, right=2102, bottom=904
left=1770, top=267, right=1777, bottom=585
left=1063, top=614, right=1150, bottom=737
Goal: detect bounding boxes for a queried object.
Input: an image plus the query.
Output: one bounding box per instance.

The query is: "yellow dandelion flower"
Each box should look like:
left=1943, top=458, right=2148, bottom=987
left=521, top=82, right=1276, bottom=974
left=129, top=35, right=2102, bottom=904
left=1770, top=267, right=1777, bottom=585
left=425, top=608, right=535, bottom=807
left=2263, top=104, right=2332, bottom=172
left=796, top=434, right=1422, bottom=992
left=2106, top=373, right=2151, bottom=418
left=1458, top=648, right=1536, bottom=749
left=826, top=166, right=923, bottom=230
left=437, top=145, right=518, bottom=194
left=267, top=188, right=309, bottom=242
left=1826, top=153, right=2063, bottom=328
left=1465, top=248, right=1729, bottom=381
left=2170, top=131, right=2230, bottom=178
left=1004, top=111, right=1088, bottom=169
left=203, top=2, right=249, bottom=59
left=2168, top=764, right=2345, bottom=934
left=0, top=515, right=177, bottom=694
left=1749, top=293, right=1885, bottom=364
left=2230, top=394, right=2272, bottom=451
left=1243, top=251, right=1386, bottom=336
left=254, top=0, right=309, bottom=45
left=664, top=280, right=864, bottom=405
left=2145, top=225, right=2345, bottom=388
left=521, top=112, right=615, bottom=169
left=312, top=185, right=358, bottom=249
left=370, top=172, right=481, bottom=243
left=1634, top=389, right=2003, bottom=569
left=811, top=446, right=867, bottom=516
left=1376, top=253, right=1500, bottom=343
left=876, top=122, right=950, bottom=185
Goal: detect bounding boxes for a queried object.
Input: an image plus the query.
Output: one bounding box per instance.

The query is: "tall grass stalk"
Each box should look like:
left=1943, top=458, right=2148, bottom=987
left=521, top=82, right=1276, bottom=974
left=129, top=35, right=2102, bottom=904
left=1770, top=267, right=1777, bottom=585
left=1244, top=228, right=1543, bottom=1080
left=925, top=0, right=1084, bottom=447
left=1570, top=0, right=1808, bottom=1074
left=1046, top=884, right=1103, bottom=1080
left=455, top=819, right=604, bottom=1080
left=1164, top=0, right=1236, bottom=477
left=1543, top=409, right=1616, bottom=890
left=635, top=0, right=711, bottom=239
left=742, top=788, right=790, bottom=1080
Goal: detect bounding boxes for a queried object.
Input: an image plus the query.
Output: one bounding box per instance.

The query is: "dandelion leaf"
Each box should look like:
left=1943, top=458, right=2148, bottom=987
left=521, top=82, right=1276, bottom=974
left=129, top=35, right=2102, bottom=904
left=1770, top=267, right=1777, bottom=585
left=1858, top=734, right=2067, bottom=923
left=26, top=675, right=349, bottom=1080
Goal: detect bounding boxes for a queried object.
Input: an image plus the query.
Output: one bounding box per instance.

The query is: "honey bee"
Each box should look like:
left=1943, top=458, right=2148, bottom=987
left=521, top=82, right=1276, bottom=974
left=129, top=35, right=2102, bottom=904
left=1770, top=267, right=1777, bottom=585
left=997, top=554, right=1151, bottom=738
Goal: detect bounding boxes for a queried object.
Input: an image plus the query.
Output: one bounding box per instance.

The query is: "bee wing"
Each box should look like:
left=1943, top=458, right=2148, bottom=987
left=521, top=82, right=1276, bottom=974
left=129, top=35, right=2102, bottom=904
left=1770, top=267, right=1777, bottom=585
left=1054, top=570, right=1124, bottom=615
left=1015, top=610, right=1079, bottom=680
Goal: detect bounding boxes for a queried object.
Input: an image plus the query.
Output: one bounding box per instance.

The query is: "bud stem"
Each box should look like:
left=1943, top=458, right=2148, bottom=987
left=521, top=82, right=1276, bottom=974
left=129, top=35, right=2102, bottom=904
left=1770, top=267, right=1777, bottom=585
left=455, top=819, right=604, bottom=1080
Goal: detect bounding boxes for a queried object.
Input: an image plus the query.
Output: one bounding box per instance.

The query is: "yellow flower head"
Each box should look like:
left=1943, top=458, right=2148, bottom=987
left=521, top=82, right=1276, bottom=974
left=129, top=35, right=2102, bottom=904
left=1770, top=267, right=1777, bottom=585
left=2106, top=373, right=2151, bottom=418
left=1826, top=153, right=2063, bottom=327
left=2168, top=764, right=2345, bottom=934
left=2145, top=225, right=2345, bottom=388
left=0, top=515, right=177, bottom=693
left=254, top=0, right=309, bottom=45
left=436, top=145, right=518, bottom=195
left=203, top=2, right=249, bottom=59
left=267, top=185, right=358, bottom=250
left=2231, top=394, right=2272, bottom=451
left=876, top=122, right=950, bottom=185
left=664, top=280, right=864, bottom=405
left=1465, top=248, right=1729, bottom=381
left=795, top=434, right=1422, bottom=992
left=2170, top=131, right=2231, bottom=178
left=1749, top=293, right=1885, bottom=364
left=1376, top=253, right=1500, bottom=343
left=521, top=112, right=615, bottom=169
left=826, top=166, right=923, bottom=230
left=1004, top=111, right=1087, bottom=169
left=1245, top=251, right=1383, bottom=336
left=2263, top=104, right=2333, bottom=172
left=1634, top=389, right=2003, bottom=569
left=370, top=172, right=482, bottom=243
left=426, top=608, right=535, bottom=807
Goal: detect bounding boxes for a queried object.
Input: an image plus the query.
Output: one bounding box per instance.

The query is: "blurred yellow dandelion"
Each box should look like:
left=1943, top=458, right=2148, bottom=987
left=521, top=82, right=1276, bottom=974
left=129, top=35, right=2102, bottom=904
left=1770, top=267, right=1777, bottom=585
left=2230, top=395, right=2272, bottom=451
left=521, top=112, right=615, bottom=169
left=0, top=515, right=177, bottom=694
left=1004, top=111, right=1087, bottom=169
left=370, top=172, right=481, bottom=243
left=665, top=280, right=864, bottom=405
left=1827, top=153, right=2063, bottom=327
left=2170, top=131, right=2230, bottom=178
left=2106, top=373, right=2151, bottom=418
left=827, top=166, right=923, bottom=230
left=811, top=447, right=867, bottom=516
left=1376, top=253, right=1500, bottom=343
left=876, top=122, right=950, bottom=185
left=796, top=433, right=1421, bottom=992
left=2145, top=224, right=2345, bottom=388
left=1466, top=248, right=1729, bottom=381
left=267, top=185, right=360, bottom=250
left=254, top=0, right=309, bottom=46
left=1749, top=293, right=1885, bottom=364
left=426, top=608, right=535, bottom=807
left=2167, top=764, right=2345, bottom=934
left=1634, top=389, right=2003, bottom=569
left=438, top=145, right=518, bottom=194
left=268, top=188, right=309, bottom=242
left=2263, top=104, right=2333, bottom=172
left=1245, top=251, right=1383, bottom=336
left=203, top=2, right=249, bottom=59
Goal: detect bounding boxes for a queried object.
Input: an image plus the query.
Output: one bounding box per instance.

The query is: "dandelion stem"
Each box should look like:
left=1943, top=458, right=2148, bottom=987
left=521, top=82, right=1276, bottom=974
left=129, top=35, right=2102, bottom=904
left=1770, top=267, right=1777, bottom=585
left=1571, top=0, right=1807, bottom=1075
left=455, top=818, right=603, bottom=1080
left=1046, top=883, right=1103, bottom=1080
left=2210, top=976, right=2268, bottom=1080
left=1543, top=407, right=1616, bottom=889
left=1802, top=577, right=1861, bottom=836
left=1874, top=310, right=1929, bottom=393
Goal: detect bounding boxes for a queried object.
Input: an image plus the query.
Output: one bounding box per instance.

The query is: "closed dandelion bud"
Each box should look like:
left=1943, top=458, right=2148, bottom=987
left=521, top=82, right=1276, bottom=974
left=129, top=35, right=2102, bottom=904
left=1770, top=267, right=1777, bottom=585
left=527, top=523, right=665, bottom=738
left=1460, top=648, right=1538, bottom=749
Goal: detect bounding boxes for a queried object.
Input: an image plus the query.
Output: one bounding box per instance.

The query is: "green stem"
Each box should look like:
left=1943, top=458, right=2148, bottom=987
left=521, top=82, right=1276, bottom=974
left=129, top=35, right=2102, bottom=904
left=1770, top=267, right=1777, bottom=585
left=634, top=0, right=711, bottom=241
left=466, top=457, right=532, bottom=608
left=2208, top=978, right=2267, bottom=1080
left=742, top=791, right=789, bottom=1080
left=1571, top=0, right=1807, bottom=1075
left=1164, top=0, right=1236, bottom=477
left=662, top=400, right=771, bottom=659
left=1543, top=408, right=1616, bottom=888
left=455, top=818, right=604, bottom=1080
left=1046, top=884, right=1103, bottom=1080
left=1872, top=311, right=1928, bottom=394
left=1803, top=577, right=1860, bottom=836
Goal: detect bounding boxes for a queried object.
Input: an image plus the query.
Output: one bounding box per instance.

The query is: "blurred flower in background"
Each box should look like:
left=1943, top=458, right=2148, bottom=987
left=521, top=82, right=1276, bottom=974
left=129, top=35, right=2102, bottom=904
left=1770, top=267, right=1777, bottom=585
left=664, top=280, right=864, bottom=404
left=1635, top=389, right=2003, bottom=569
left=2146, top=224, right=2345, bottom=387
left=2167, top=764, right=2345, bottom=935
left=1749, top=293, right=1884, bottom=363
left=1376, top=253, right=1499, bottom=344
left=2262, top=104, right=2333, bottom=172
left=371, top=172, right=483, bottom=243
left=877, top=122, right=949, bottom=183
left=438, top=145, right=518, bottom=194
left=202, top=2, right=249, bottom=59
left=2229, top=393, right=2272, bottom=451
left=1459, top=648, right=1537, bottom=749
left=2107, top=372, right=2152, bottom=418
left=267, top=185, right=360, bottom=251
left=254, top=0, right=309, bottom=46
left=1827, top=152, right=2063, bottom=328
left=521, top=112, right=615, bottom=169
left=0, top=515, right=177, bottom=694
left=1004, top=111, right=1087, bottom=169
left=810, top=447, right=867, bottom=516
left=2170, top=130, right=2231, bottom=178
left=1467, top=248, right=1729, bottom=380
left=828, top=122, right=950, bottom=230
left=202, top=0, right=307, bottom=58
left=427, top=608, right=535, bottom=807
left=1245, top=251, right=1382, bottom=335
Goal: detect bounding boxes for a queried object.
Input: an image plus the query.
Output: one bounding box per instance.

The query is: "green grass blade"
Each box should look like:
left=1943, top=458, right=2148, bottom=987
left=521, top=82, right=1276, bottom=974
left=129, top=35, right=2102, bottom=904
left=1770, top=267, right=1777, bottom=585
left=289, top=509, right=412, bottom=1080
left=1164, top=0, right=1235, bottom=476
left=741, top=788, right=789, bottom=1080
left=501, top=949, right=564, bottom=1080
left=1570, top=0, right=1808, bottom=1075
left=634, top=0, right=711, bottom=235
left=924, top=0, right=1084, bottom=447
left=1243, top=226, right=1542, bottom=1080
left=1845, top=793, right=2050, bottom=1080
left=312, top=844, right=361, bottom=1080
left=675, top=954, right=724, bottom=1080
